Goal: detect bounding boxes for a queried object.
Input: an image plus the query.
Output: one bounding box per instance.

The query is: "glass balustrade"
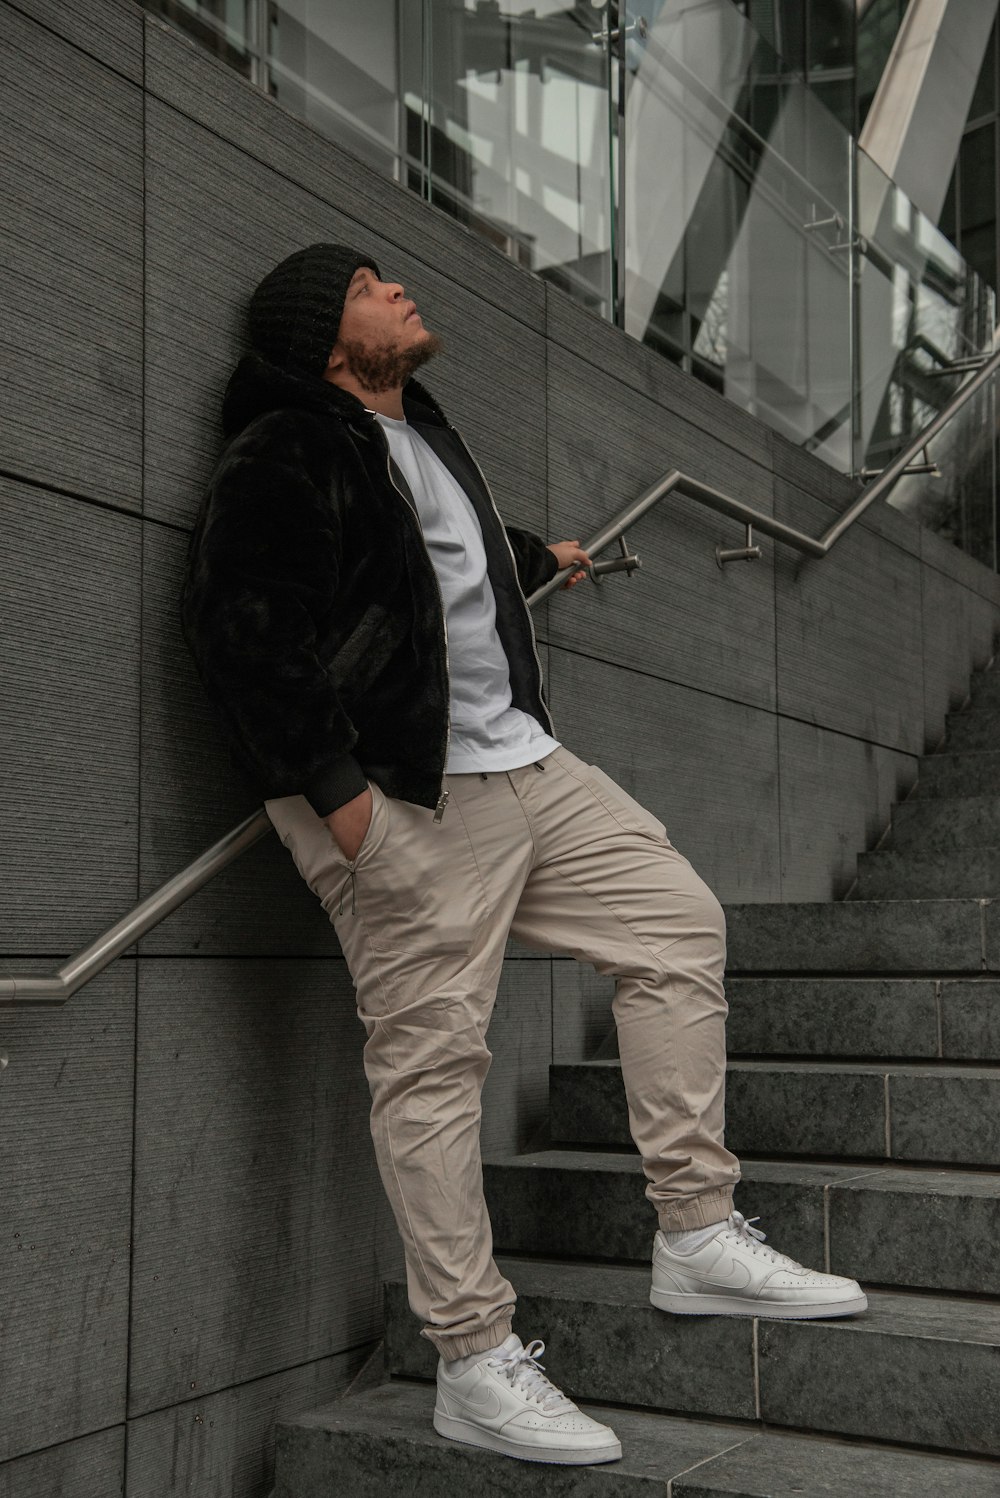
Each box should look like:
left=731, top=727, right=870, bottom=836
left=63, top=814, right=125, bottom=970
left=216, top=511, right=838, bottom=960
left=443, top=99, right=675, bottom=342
left=143, top=0, right=999, bottom=570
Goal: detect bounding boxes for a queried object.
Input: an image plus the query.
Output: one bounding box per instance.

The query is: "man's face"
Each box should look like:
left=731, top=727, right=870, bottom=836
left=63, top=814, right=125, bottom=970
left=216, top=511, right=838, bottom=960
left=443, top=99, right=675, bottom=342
left=328, top=265, right=441, bottom=393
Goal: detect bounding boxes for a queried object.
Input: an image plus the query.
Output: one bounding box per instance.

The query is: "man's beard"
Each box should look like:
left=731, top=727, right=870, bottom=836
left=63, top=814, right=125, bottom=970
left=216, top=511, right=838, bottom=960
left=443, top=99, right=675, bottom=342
left=341, top=330, right=443, bottom=393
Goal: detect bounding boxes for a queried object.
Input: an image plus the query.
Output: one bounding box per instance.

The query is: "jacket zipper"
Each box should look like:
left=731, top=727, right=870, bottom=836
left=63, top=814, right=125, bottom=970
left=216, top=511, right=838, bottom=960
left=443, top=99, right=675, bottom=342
left=375, top=430, right=452, bottom=823
left=449, top=424, right=556, bottom=738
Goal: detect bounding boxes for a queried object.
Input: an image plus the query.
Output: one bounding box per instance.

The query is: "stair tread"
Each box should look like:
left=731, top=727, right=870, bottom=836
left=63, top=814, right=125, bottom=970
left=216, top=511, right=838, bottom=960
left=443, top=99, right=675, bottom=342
left=861, top=847, right=1000, bottom=862
left=280, top=1381, right=1000, bottom=1495
left=385, top=1259, right=1000, bottom=1342
left=559, top=1058, right=1000, bottom=1078
left=485, top=1150, right=1000, bottom=1196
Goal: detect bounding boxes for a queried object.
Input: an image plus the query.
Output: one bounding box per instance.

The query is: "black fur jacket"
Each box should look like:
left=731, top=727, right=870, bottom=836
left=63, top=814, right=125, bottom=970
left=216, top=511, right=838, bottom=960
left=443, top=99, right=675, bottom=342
left=178, top=351, right=560, bottom=819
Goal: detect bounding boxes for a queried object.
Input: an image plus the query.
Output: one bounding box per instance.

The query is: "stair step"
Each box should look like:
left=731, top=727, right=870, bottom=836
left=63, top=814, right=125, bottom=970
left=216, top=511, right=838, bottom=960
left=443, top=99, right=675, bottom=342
left=549, top=1059, right=1000, bottom=1167
left=854, top=847, right=1000, bottom=899
left=702, top=975, right=999, bottom=1061
left=382, top=1261, right=1000, bottom=1457
left=943, top=705, right=1000, bottom=753
left=273, top=1381, right=1000, bottom=1495
left=891, top=794, right=1000, bottom=852
left=599, top=976, right=1000, bottom=1062
left=723, top=977, right=936, bottom=1059
left=913, top=749, right=1000, bottom=799
left=482, top=1151, right=1000, bottom=1295
left=722, top=899, right=998, bottom=972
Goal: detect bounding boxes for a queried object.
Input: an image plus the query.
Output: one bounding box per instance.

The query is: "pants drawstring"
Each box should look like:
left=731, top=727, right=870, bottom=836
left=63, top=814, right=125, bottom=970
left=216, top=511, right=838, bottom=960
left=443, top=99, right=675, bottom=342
left=338, top=866, right=357, bottom=915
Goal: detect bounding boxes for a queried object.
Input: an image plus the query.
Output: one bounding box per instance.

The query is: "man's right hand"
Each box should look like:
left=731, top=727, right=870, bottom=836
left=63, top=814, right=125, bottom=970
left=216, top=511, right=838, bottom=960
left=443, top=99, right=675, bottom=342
left=323, top=785, right=373, bottom=862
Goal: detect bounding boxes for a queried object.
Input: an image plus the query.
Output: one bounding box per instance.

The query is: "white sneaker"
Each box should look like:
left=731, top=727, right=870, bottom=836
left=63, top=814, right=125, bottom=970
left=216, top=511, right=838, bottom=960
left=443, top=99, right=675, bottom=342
left=433, top=1332, right=622, bottom=1465
left=650, top=1210, right=868, bottom=1319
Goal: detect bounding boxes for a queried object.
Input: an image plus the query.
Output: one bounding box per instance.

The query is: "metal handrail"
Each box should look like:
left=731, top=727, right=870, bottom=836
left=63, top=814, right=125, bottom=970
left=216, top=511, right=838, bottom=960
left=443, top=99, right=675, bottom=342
left=3, top=341, right=999, bottom=1030
left=0, top=811, right=272, bottom=1015
left=529, top=336, right=1000, bottom=598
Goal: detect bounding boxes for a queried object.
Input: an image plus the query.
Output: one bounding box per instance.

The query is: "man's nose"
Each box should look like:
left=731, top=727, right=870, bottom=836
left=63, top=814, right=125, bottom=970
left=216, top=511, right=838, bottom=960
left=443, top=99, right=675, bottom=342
left=385, top=281, right=405, bottom=300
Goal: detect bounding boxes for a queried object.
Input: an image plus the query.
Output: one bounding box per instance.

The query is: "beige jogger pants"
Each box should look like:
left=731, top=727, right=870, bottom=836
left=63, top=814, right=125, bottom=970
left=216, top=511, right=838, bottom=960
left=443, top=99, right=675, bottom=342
left=265, top=744, right=741, bottom=1358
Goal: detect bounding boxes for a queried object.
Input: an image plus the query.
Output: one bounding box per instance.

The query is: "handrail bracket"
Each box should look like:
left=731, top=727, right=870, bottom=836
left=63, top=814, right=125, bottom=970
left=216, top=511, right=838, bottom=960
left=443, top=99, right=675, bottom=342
left=716, top=522, right=763, bottom=569
left=586, top=532, right=642, bottom=585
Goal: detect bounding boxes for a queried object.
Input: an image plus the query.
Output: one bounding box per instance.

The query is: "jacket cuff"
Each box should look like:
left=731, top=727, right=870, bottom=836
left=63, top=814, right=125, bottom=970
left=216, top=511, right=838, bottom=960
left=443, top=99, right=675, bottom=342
left=303, top=754, right=370, bottom=819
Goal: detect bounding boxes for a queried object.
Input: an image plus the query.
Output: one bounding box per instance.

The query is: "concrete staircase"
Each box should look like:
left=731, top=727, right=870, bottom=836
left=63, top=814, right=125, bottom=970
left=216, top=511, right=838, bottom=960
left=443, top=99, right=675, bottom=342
left=272, top=647, right=1000, bottom=1495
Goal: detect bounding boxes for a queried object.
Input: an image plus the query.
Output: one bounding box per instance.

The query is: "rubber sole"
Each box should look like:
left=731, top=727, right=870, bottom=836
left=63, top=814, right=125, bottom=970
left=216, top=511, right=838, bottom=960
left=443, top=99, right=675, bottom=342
left=433, top=1409, right=623, bottom=1465
left=650, top=1286, right=869, bottom=1318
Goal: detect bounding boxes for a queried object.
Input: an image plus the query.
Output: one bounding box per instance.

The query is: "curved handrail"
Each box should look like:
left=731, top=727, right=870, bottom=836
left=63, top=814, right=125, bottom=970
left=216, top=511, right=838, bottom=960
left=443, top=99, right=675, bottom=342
left=3, top=341, right=998, bottom=1026
left=532, top=337, right=1000, bottom=600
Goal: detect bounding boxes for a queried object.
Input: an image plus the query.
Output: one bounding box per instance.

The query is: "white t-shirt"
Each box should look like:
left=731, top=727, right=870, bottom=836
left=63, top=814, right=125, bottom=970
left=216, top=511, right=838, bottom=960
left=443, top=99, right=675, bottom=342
left=376, top=413, right=560, bottom=773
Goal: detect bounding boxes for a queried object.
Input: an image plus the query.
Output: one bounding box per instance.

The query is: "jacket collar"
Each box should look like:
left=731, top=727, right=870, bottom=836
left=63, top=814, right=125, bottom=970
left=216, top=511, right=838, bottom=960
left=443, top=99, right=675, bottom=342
left=220, top=350, right=450, bottom=440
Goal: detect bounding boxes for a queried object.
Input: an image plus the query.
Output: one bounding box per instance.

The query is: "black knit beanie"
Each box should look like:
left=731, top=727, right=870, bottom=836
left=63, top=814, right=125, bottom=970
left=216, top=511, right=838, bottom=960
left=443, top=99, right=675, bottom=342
left=246, top=242, right=382, bottom=379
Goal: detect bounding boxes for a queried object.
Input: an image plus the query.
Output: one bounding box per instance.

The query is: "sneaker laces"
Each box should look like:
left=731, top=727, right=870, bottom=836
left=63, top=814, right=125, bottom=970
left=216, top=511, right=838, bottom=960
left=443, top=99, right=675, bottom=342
left=725, top=1210, right=805, bottom=1270
left=486, top=1339, right=570, bottom=1412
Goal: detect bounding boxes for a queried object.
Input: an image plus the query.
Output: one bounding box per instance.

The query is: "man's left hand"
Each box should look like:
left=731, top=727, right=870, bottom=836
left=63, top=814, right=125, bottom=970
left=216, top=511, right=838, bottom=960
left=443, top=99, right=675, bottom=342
left=547, top=539, right=593, bottom=589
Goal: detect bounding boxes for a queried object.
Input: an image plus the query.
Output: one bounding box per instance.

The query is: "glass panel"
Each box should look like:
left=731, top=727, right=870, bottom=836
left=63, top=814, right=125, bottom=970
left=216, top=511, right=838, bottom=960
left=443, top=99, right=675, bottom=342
left=856, top=146, right=996, bottom=481
left=401, top=0, right=614, bottom=315
left=623, top=0, right=854, bottom=467
left=145, top=0, right=256, bottom=78
left=266, top=0, right=401, bottom=177
left=886, top=375, right=998, bottom=572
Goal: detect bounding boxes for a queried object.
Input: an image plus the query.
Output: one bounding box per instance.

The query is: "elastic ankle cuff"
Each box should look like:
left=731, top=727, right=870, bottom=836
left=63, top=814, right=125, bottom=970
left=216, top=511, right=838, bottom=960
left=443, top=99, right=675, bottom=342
left=423, top=1317, right=514, bottom=1361
left=657, top=1188, right=735, bottom=1233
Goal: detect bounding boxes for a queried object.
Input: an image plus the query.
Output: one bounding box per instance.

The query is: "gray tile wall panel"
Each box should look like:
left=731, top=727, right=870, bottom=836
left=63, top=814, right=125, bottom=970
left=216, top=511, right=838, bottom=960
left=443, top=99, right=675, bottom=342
left=479, top=962, right=552, bottom=1159
left=124, top=1346, right=367, bottom=1498
left=0, top=963, right=133, bottom=1462
left=546, top=345, right=777, bottom=710
left=546, top=647, right=781, bottom=903
left=770, top=429, right=923, bottom=559
left=0, top=4, right=142, bottom=507
left=143, top=98, right=547, bottom=533
left=127, top=958, right=401, bottom=1416
left=921, top=560, right=1000, bottom=750
left=543, top=283, right=772, bottom=471
left=0, top=1427, right=124, bottom=1498
left=552, top=961, right=616, bottom=1067
left=143, top=17, right=545, bottom=334
left=6, top=0, right=142, bottom=81
left=773, top=479, right=925, bottom=752
left=777, top=718, right=916, bottom=902
left=921, top=521, right=1000, bottom=606
left=0, top=479, right=140, bottom=953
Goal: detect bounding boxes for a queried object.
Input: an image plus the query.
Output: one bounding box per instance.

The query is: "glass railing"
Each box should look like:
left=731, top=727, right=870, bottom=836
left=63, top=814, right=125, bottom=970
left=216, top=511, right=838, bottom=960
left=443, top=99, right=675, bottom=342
left=144, top=0, right=998, bottom=571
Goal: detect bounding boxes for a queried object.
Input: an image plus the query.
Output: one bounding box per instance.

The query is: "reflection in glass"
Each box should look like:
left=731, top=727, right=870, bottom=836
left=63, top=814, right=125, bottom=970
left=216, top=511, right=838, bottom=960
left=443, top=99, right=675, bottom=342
left=624, top=0, right=854, bottom=467
left=407, top=0, right=615, bottom=314
left=267, top=1, right=401, bottom=176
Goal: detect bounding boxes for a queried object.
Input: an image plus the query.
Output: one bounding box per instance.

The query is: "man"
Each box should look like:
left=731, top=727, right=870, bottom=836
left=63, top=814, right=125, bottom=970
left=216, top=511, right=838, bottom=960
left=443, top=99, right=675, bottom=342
left=180, top=243, right=867, bottom=1469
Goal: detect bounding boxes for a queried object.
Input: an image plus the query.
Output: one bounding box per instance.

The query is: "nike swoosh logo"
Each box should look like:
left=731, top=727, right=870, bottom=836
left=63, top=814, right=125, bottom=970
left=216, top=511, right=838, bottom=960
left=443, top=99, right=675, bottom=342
left=663, top=1250, right=754, bottom=1291
left=455, top=1385, right=504, bottom=1420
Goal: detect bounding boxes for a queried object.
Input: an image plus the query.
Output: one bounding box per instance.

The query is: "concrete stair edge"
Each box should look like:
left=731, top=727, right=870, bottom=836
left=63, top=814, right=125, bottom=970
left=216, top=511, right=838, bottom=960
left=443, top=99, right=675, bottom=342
left=273, top=1380, right=1000, bottom=1496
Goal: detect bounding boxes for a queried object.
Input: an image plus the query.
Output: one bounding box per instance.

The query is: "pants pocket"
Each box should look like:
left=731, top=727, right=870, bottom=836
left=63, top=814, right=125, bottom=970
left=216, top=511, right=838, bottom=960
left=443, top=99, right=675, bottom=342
left=353, top=793, right=491, bottom=956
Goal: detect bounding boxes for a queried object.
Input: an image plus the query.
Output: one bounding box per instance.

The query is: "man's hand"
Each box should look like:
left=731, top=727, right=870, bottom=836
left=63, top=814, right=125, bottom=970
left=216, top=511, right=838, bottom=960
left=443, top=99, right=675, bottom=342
left=324, top=785, right=373, bottom=862
left=547, top=539, right=593, bottom=589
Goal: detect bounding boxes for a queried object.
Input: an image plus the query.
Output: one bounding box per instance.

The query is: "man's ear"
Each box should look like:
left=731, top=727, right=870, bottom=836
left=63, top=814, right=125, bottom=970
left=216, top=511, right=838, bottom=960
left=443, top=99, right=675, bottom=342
left=322, top=344, right=345, bottom=384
